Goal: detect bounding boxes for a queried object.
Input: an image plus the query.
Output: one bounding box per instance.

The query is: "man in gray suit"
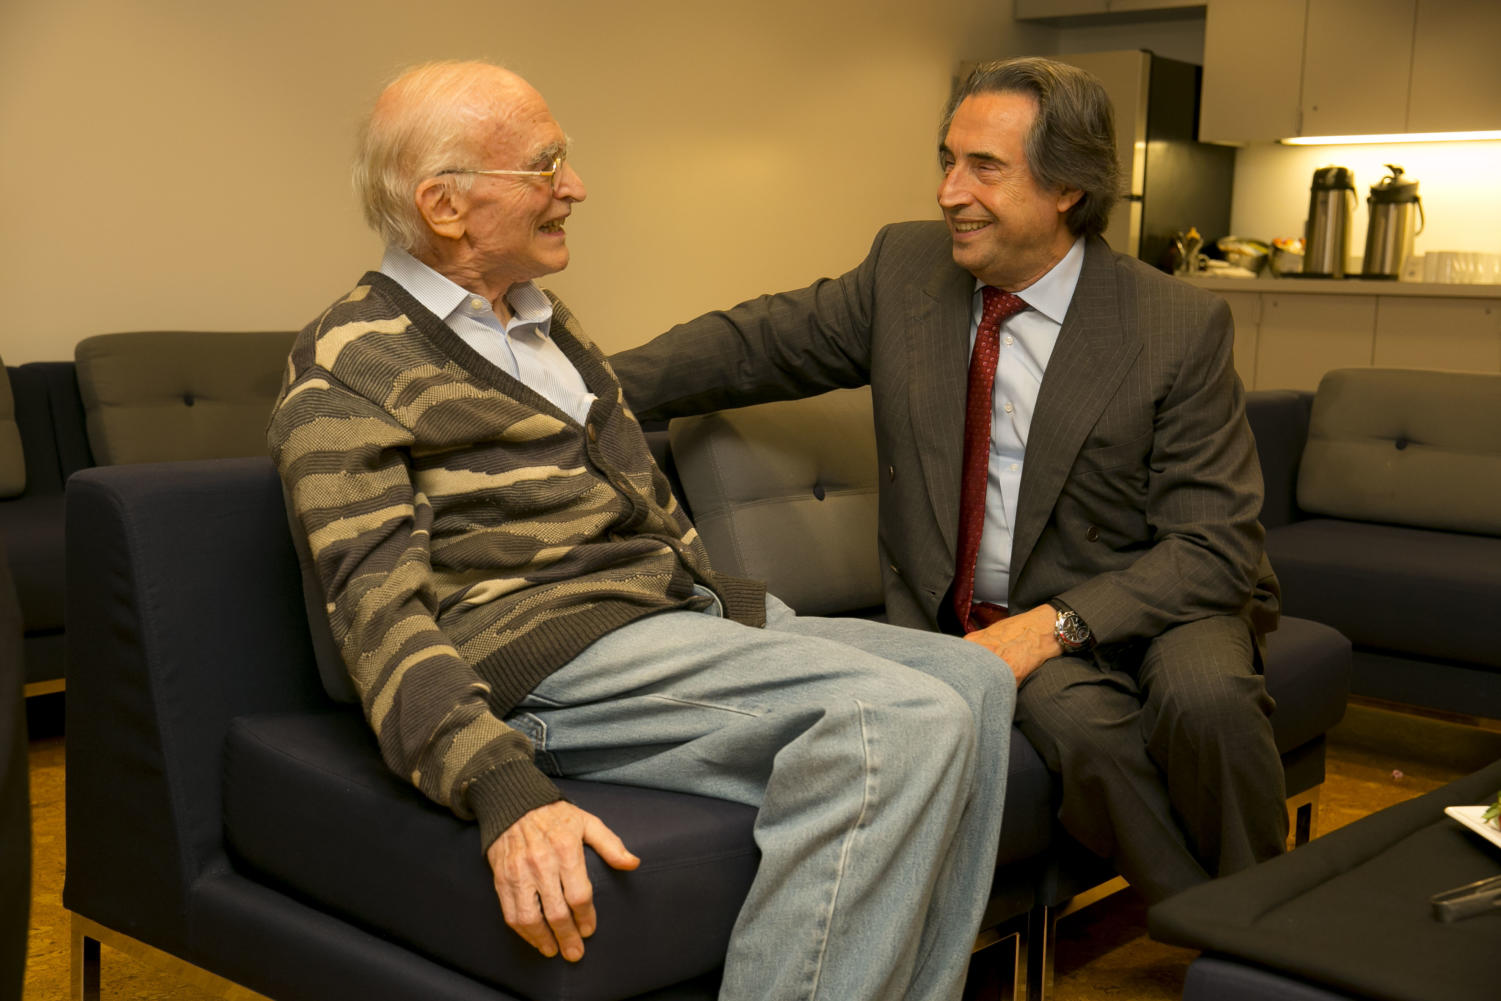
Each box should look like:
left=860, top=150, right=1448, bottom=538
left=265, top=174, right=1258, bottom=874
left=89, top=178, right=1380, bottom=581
left=612, top=57, right=1287, bottom=903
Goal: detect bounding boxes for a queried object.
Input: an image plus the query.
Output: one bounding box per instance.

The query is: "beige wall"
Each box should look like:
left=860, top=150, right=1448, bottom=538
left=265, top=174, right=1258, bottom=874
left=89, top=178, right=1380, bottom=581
left=0, top=0, right=1063, bottom=363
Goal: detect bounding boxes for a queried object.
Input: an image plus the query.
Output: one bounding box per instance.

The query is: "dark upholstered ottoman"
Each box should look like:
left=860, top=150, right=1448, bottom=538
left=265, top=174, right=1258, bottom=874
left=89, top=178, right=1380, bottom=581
left=1150, top=759, right=1501, bottom=1001
left=1181, top=956, right=1367, bottom=1001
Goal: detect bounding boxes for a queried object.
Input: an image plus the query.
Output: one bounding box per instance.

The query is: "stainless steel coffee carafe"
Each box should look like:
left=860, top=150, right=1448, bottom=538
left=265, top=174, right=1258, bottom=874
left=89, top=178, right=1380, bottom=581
left=1362, top=164, right=1424, bottom=280
left=1304, top=166, right=1356, bottom=277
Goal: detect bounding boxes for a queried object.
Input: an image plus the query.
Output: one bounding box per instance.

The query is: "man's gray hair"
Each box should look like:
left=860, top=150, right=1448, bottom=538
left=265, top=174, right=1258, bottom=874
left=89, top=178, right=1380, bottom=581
left=942, top=57, right=1120, bottom=239
left=353, top=61, right=499, bottom=254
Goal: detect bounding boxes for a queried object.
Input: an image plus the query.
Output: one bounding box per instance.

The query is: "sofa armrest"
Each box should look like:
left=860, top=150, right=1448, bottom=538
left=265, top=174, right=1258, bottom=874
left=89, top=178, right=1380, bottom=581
left=63, top=457, right=331, bottom=950
left=1245, top=390, right=1313, bottom=529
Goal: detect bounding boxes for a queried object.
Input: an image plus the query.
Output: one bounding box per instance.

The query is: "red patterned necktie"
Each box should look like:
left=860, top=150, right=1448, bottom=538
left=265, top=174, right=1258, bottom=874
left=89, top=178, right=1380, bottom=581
left=953, top=286, right=1028, bottom=633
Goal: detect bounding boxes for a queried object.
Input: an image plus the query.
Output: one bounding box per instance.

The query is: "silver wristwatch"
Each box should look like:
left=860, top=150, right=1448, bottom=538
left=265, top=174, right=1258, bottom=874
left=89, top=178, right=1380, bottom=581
left=1048, top=600, right=1093, bottom=654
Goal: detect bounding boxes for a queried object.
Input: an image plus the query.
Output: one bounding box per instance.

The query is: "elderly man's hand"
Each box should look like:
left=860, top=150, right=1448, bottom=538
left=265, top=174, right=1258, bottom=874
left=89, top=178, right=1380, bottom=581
left=486, top=800, right=640, bottom=962
left=962, top=604, right=1063, bottom=685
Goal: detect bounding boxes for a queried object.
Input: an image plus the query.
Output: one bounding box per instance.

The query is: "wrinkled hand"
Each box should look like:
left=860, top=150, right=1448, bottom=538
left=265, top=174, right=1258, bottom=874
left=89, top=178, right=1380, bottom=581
left=486, top=801, right=640, bottom=962
left=962, top=604, right=1063, bottom=685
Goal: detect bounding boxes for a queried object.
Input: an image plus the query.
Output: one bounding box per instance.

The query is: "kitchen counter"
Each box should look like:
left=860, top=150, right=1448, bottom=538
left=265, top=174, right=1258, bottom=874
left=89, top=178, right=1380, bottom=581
left=1174, top=276, right=1501, bottom=392
left=1181, top=275, right=1501, bottom=299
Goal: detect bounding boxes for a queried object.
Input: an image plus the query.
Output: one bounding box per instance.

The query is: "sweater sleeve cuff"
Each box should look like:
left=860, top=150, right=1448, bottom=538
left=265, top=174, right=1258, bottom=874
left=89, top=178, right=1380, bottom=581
left=712, top=573, right=768, bottom=627
left=466, top=759, right=565, bottom=854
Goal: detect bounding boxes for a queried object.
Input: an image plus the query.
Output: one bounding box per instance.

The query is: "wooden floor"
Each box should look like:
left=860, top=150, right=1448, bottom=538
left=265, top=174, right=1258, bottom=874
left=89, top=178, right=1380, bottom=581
left=19, top=698, right=1501, bottom=1001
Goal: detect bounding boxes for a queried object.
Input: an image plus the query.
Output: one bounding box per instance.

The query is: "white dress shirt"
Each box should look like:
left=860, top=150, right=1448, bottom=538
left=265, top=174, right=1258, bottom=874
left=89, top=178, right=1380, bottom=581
left=970, top=236, right=1086, bottom=606
left=379, top=247, right=597, bottom=424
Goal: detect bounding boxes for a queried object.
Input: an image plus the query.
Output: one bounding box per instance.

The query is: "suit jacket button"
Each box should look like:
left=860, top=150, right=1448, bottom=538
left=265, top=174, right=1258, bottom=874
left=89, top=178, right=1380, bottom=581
left=1085, top=525, right=1100, bottom=542
left=888, top=465, right=896, bottom=481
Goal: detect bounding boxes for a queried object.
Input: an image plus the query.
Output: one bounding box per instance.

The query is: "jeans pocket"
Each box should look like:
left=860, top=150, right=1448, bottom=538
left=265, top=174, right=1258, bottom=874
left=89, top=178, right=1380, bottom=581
left=693, top=582, right=725, bottom=618
left=505, top=711, right=562, bottom=776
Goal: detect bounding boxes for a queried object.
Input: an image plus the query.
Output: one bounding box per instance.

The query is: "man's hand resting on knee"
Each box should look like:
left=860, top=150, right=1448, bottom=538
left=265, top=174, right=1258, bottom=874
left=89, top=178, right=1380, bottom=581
left=487, top=800, right=641, bottom=962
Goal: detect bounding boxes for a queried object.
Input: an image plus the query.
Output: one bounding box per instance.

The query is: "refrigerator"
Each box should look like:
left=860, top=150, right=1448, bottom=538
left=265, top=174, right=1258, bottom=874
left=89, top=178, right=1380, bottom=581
left=1055, top=50, right=1236, bottom=272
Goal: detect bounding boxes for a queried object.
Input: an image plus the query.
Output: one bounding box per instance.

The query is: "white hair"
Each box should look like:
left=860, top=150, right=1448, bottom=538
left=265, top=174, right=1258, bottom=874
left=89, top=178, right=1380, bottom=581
left=351, top=61, right=511, bottom=253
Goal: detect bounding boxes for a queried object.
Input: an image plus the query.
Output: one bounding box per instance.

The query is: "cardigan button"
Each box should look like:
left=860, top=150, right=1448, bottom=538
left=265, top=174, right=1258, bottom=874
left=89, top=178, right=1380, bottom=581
left=586, top=423, right=598, bottom=442
left=1085, top=525, right=1100, bottom=542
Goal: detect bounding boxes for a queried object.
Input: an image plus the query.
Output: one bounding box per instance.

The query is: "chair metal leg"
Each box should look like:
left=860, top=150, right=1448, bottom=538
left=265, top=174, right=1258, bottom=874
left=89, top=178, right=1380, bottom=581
left=1024, top=903, right=1053, bottom=1001
left=971, top=912, right=1028, bottom=1001
left=70, top=917, right=99, bottom=1001
left=1026, top=875, right=1128, bottom=1000
left=68, top=912, right=272, bottom=1000
left=1287, top=785, right=1321, bottom=847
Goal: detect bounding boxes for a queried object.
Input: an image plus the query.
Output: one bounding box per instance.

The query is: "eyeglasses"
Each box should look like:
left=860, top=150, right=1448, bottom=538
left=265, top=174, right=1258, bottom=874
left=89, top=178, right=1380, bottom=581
left=438, top=154, right=567, bottom=192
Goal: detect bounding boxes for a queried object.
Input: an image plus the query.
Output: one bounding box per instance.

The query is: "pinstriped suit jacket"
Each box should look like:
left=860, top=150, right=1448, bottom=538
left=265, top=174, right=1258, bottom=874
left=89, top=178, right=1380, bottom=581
left=612, top=220, right=1278, bottom=648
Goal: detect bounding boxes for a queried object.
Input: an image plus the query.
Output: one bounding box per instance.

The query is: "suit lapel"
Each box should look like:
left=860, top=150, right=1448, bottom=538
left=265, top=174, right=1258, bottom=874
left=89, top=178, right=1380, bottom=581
left=1010, top=238, right=1141, bottom=585
left=908, top=256, right=977, bottom=556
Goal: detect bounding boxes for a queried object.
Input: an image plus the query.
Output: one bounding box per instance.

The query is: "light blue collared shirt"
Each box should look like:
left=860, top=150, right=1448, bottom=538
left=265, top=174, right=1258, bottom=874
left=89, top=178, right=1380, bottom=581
left=379, top=248, right=597, bottom=424
left=970, top=236, right=1086, bottom=606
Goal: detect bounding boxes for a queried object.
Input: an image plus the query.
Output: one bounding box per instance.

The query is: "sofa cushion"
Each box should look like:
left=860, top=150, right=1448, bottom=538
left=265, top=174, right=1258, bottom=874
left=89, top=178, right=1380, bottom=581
left=1297, top=368, right=1501, bottom=536
left=74, top=331, right=294, bottom=465
left=223, top=710, right=759, bottom=1001
left=0, top=366, right=22, bottom=498
left=669, top=389, right=882, bottom=616
left=1267, top=518, right=1501, bottom=669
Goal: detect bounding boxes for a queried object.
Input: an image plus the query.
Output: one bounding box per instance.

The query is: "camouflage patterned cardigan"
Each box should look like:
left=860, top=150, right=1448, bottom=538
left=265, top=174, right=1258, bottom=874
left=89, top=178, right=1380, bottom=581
left=268, top=273, right=766, bottom=851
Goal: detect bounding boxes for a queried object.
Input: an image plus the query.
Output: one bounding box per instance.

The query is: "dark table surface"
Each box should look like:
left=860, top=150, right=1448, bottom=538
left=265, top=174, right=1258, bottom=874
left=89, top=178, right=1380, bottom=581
left=1150, top=758, right=1501, bottom=1001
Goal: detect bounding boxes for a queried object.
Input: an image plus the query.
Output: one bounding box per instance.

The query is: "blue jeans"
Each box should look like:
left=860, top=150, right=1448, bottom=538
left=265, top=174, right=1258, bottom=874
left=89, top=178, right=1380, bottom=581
left=507, top=594, right=1014, bottom=1001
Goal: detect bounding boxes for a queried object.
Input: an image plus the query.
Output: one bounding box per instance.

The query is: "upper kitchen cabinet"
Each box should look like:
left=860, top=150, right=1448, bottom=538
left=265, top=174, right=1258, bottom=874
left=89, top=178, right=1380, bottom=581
left=1200, top=0, right=1307, bottom=142
left=1014, top=0, right=1202, bottom=21
left=1300, top=0, right=1415, bottom=137
left=1406, top=2, right=1501, bottom=133
left=1016, top=0, right=1110, bottom=16
left=1200, top=0, right=1501, bottom=143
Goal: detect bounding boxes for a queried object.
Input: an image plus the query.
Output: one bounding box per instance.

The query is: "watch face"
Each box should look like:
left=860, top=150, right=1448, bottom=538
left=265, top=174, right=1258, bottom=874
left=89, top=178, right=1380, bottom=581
left=1056, top=610, right=1091, bottom=649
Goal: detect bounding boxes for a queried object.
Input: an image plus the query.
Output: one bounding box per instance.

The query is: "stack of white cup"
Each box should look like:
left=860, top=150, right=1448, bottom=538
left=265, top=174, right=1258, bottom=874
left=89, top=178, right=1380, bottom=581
left=1421, top=251, right=1501, bottom=284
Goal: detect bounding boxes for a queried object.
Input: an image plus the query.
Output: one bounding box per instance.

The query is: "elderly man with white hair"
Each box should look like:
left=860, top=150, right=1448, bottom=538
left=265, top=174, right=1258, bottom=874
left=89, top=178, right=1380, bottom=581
left=267, top=60, right=1015, bottom=1001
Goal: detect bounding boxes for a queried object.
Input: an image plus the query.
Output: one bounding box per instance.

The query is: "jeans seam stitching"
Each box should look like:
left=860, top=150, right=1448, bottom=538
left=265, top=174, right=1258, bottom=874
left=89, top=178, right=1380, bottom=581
left=644, top=692, right=761, bottom=718
left=806, top=697, right=875, bottom=1000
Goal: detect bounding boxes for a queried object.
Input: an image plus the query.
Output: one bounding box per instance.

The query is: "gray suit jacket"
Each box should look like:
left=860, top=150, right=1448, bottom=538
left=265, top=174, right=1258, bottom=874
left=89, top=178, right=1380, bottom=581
left=612, top=220, right=1277, bottom=647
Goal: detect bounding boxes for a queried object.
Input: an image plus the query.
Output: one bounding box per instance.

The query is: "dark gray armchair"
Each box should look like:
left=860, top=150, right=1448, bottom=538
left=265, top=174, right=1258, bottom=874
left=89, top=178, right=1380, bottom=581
left=63, top=457, right=756, bottom=1001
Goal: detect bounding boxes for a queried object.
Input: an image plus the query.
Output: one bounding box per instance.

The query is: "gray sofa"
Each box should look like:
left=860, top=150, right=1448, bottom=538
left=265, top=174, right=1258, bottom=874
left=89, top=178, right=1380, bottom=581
left=1244, top=368, right=1501, bottom=720
left=0, top=331, right=294, bottom=695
